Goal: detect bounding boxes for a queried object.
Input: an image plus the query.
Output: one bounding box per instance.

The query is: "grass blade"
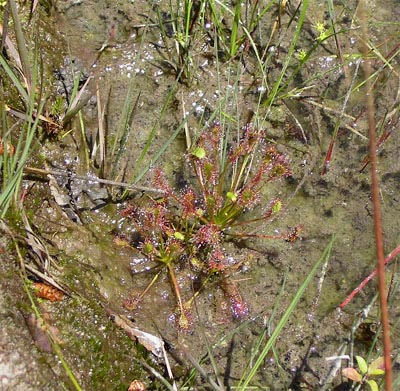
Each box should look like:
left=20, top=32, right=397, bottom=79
left=8, top=0, right=31, bottom=90
left=230, top=1, right=241, bottom=57
left=237, top=235, right=336, bottom=390
left=0, top=44, right=42, bottom=216
left=0, top=53, right=30, bottom=105
left=263, top=0, right=309, bottom=109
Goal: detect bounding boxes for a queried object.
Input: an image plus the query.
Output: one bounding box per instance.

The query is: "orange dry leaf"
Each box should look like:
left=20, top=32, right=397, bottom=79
left=128, top=380, right=146, bottom=391
left=33, top=282, right=64, bottom=302
left=0, top=138, right=15, bottom=155
left=342, top=367, right=362, bottom=382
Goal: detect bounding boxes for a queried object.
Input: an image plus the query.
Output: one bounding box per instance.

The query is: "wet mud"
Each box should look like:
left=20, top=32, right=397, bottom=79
left=1, top=1, right=400, bottom=390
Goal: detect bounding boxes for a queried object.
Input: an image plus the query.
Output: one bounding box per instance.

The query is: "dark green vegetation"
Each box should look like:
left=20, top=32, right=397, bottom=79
left=1, top=1, right=399, bottom=390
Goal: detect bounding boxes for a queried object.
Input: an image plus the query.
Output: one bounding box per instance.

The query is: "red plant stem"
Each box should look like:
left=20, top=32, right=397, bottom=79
left=361, top=3, right=392, bottom=389
left=321, top=136, right=336, bottom=175
left=339, top=245, right=400, bottom=309
left=359, top=130, right=393, bottom=173
left=166, top=263, right=184, bottom=310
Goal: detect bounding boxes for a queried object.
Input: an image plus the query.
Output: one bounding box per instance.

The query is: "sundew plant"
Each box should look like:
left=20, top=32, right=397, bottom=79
left=120, top=123, right=301, bottom=330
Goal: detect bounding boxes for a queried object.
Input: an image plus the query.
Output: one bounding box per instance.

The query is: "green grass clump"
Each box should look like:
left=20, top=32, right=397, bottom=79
left=0, top=0, right=42, bottom=217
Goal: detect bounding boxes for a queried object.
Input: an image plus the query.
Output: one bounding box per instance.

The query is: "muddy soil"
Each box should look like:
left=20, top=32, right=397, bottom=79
left=1, top=1, right=400, bottom=390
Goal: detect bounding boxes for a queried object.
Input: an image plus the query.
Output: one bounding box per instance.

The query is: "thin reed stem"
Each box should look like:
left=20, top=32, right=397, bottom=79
left=361, top=2, right=392, bottom=389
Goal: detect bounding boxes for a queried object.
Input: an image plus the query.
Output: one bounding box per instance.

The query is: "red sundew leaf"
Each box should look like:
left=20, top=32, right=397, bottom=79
left=194, top=223, right=221, bottom=246
left=219, top=277, right=249, bottom=319
left=153, top=168, right=174, bottom=195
